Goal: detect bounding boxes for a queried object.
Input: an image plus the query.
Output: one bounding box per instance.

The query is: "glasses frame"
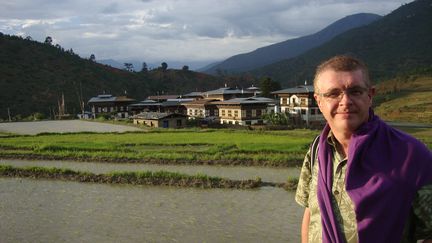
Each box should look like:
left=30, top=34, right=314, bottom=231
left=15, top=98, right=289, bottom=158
left=315, top=86, right=370, bottom=102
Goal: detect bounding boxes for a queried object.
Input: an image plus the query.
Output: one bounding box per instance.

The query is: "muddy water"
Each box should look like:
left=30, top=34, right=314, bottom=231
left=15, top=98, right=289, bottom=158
left=0, top=159, right=301, bottom=183
left=0, top=177, right=303, bottom=242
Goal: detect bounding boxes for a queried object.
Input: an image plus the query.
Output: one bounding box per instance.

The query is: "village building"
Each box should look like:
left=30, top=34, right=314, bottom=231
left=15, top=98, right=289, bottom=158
left=87, top=94, right=136, bottom=119
left=202, top=85, right=255, bottom=101
left=272, top=85, right=324, bottom=126
left=182, top=99, right=219, bottom=122
left=212, top=97, right=277, bottom=125
left=182, top=91, right=204, bottom=100
left=132, top=112, right=187, bottom=128
left=129, top=98, right=193, bottom=115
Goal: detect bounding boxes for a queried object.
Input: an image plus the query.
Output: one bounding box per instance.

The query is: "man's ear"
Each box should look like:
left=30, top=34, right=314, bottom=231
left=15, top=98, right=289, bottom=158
left=369, top=86, right=376, bottom=97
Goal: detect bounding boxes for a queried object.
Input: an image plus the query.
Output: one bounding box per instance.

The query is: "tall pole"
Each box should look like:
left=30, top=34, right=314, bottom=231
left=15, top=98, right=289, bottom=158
left=7, top=107, right=11, bottom=122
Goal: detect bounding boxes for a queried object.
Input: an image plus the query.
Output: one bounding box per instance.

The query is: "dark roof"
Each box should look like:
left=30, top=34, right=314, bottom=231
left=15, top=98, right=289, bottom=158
left=213, top=97, right=277, bottom=105
left=88, top=94, right=135, bottom=103
left=272, top=85, right=314, bottom=94
left=204, top=87, right=254, bottom=96
left=147, top=95, right=179, bottom=100
left=182, top=99, right=219, bottom=105
left=134, top=112, right=187, bottom=120
left=183, top=92, right=203, bottom=97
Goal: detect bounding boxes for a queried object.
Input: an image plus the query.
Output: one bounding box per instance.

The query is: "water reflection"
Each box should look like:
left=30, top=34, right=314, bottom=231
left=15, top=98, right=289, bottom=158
left=0, top=178, right=302, bottom=242
left=0, top=159, right=301, bottom=183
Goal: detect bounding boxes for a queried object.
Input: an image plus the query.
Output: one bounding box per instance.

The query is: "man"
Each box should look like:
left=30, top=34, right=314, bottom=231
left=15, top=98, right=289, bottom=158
left=295, top=55, right=432, bottom=243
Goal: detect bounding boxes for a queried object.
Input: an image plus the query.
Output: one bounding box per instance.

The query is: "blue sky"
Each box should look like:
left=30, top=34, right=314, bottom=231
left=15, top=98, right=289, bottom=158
left=1, top=0, right=408, bottom=69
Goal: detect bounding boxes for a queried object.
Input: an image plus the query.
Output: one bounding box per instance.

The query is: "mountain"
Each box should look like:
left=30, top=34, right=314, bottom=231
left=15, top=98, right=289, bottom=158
left=251, top=0, right=432, bottom=87
left=204, top=13, right=382, bottom=75
left=0, top=34, right=226, bottom=120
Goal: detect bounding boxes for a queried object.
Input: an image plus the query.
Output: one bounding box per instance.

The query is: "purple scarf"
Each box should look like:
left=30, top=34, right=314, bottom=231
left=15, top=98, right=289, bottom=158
left=317, top=112, right=432, bottom=243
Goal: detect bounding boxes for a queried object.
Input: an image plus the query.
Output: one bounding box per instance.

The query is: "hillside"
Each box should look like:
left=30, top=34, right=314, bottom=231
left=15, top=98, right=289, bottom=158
left=204, top=13, right=381, bottom=74
left=0, top=34, right=227, bottom=120
left=251, top=0, right=432, bottom=87
left=374, top=74, right=432, bottom=124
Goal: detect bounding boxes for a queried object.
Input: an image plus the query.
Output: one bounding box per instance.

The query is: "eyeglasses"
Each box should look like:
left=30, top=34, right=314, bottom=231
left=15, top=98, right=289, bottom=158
left=316, top=87, right=369, bottom=101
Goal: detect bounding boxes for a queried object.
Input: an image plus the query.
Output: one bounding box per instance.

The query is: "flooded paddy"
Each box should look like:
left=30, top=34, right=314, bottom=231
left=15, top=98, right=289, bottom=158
left=0, top=120, right=142, bottom=135
left=0, top=159, right=300, bottom=183
left=0, top=177, right=303, bottom=242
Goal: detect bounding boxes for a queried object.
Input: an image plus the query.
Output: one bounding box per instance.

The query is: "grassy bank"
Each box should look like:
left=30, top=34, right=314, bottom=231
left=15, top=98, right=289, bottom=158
left=0, top=129, right=318, bottom=167
left=0, top=165, right=297, bottom=190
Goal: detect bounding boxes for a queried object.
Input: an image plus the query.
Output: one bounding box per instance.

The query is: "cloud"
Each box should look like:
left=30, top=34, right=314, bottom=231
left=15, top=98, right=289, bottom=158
left=0, top=0, right=408, bottom=69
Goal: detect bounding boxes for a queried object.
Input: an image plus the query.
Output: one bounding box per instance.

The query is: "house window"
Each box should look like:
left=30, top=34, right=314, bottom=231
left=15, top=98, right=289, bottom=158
left=252, top=110, right=256, bottom=117
left=241, top=110, right=246, bottom=118
left=227, top=110, right=232, bottom=117
left=234, top=110, right=238, bottom=117
left=221, top=110, right=225, bottom=116
left=176, top=119, right=182, bottom=127
left=98, top=107, right=101, bottom=113
left=214, top=110, right=219, bottom=116
left=256, top=109, right=261, bottom=116
left=120, top=106, right=124, bottom=111
left=301, top=109, right=306, bottom=115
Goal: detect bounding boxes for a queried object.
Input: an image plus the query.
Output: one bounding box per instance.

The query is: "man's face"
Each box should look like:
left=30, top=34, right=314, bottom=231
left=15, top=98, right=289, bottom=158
left=314, top=69, right=374, bottom=134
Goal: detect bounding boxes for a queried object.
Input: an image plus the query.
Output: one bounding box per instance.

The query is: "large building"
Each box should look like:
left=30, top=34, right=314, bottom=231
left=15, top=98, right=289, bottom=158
left=202, top=85, right=255, bottom=101
left=272, top=85, right=324, bottom=126
left=212, top=97, right=277, bottom=125
left=87, top=94, right=136, bottom=119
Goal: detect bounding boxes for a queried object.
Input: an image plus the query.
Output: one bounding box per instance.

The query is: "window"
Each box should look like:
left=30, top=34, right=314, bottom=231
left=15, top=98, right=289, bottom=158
left=234, top=110, right=238, bottom=117
left=301, top=109, right=306, bottom=115
left=215, top=110, right=219, bottom=116
left=176, top=119, right=182, bottom=127
left=221, top=110, right=225, bottom=116
left=228, top=110, right=232, bottom=117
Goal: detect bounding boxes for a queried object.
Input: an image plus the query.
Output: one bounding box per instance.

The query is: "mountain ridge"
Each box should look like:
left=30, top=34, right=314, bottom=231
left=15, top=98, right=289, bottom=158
left=250, top=0, right=432, bottom=87
left=204, top=13, right=382, bottom=74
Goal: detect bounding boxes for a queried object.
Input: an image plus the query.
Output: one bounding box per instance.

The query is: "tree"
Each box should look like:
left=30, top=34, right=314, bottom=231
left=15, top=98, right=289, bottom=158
left=161, top=62, right=168, bottom=71
left=124, top=63, right=134, bottom=72
left=182, top=65, right=189, bottom=71
left=44, top=36, right=53, bottom=45
left=141, top=62, right=148, bottom=73
left=260, top=77, right=281, bottom=98
left=89, top=54, right=96, bottom=62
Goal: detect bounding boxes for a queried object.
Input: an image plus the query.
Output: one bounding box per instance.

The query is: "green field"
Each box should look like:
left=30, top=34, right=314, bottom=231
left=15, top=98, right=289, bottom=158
left=0, top=129, right=319, bottom=167
left=0, top=127, right=430, bottom=167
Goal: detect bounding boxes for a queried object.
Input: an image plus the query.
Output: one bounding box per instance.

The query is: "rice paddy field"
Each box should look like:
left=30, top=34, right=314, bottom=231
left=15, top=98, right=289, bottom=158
left=0, top=129, right=321, bottom=167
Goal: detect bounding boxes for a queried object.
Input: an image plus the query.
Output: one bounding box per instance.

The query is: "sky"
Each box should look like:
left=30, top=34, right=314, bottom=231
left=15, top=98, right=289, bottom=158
left=1, top=0, right=409, bottom=70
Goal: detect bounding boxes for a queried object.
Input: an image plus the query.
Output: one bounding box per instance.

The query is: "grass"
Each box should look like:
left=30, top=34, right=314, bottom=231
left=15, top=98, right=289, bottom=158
left=0, top=165, right=265, bottom=189
left=0, top=129, right=319, bottom=166
left=374, top=75, right=432, bottom=124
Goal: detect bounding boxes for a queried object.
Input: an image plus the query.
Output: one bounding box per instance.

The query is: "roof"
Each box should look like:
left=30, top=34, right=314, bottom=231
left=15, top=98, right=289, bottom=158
left=183, top=92, right=203, bottom=97
left=204, top=87, right=254, bottom=96
left=246, top=85, right=260, bottom=91
left=147, top=95, right=179, bottom=100
left=134, top=112, right=187, bottom=120
left=213, top=96, right=277, bottom=105
left=88, top=94, right=135, bottom=103
left=272, top=85, right=314, bottom=94
left=182, top=99, right=219, bottom=105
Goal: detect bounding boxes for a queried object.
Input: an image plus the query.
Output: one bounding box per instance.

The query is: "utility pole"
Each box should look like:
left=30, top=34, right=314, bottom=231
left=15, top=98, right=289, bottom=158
left=7, top=107, right=11, bottom=122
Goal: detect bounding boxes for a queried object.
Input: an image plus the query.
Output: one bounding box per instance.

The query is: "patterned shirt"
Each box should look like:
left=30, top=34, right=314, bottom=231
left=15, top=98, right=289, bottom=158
left=295, top=133, right=432, bottom=242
